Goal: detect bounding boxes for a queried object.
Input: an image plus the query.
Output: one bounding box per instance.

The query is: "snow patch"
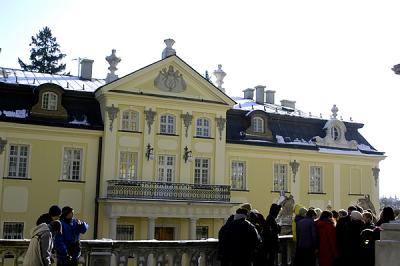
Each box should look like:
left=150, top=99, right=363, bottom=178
left=358, top=144, right=375, bottom=151
left=318, top=148, right=381, bottom=156
left=69, top=117, right=90, bottom=126
left=276, top=135, right=285, bottom=144
left=2, top=109, right=28, bottom=118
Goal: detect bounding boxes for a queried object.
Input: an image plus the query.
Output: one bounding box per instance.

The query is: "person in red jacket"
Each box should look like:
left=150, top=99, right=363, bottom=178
left=316, top=211, right=337, bottom=266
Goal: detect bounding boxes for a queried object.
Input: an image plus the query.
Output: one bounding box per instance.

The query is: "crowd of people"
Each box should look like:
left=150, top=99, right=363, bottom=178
left=23, top=205, right=88, bottom=266
left=218, top=201, right=399, bottom=266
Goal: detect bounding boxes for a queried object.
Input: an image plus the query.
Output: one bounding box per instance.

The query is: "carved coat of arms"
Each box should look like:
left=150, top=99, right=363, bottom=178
left=154, top=65, right=187, bottom=92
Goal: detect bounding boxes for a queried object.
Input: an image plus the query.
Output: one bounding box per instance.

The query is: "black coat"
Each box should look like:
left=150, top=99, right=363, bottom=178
left=263, top=214, right=281, bottom=252
left=36, top=213, right=53, bottom=225
left=221, top=215, right=261, bottom=266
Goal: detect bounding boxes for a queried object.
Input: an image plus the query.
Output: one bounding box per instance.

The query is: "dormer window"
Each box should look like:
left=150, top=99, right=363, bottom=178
left=41, top=92, right=58, bottom=111
left=331, top=126, right=340, bottom=141
left=252, top=117, right=264, bottom=133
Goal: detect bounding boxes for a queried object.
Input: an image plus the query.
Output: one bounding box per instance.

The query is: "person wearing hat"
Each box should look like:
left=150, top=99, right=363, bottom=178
left=36, top=205, right=62, bottom=225
left=54, top=206, right=88, bottom=266
left=23, top=220, right=62, bottom=266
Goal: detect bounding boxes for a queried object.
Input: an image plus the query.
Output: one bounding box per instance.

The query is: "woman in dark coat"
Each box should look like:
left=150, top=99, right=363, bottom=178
left=376, top=206, right=395, bottom=226
left=263, top=203, right=282, bottom=266
left=316, top=211, right=337, bottom=266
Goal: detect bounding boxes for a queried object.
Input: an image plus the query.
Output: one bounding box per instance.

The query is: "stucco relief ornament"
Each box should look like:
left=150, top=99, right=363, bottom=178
left=372, top=167, right=380, bottom=187
left=144, top=109, right=156, bottom=134
left=0, top=137, right=7, bottom=154
left=154, top=65, right=187, bottom=93
left=289, top=160, right=300, bottom=183
left=105, top=104, right=119, bottom=131
left=181, top=112, right=193, bottom=138
left=215, top=116, right=226, bottom=141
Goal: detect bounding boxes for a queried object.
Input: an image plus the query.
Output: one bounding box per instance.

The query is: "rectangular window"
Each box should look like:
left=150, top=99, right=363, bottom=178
left=3, top=222, right=24, bottom=239
left=121, top=111, right=138, bottom=131
left=196, top=226, right=209, bottom=240
left=194, top=158, right=210, bottom=185
left=158, top=155, right=175, bottom=182
left=62, top=148, right=83, bottom=181
left=116, top=224, right=134, bottom=240
left=273, top=164, right=288, bottom=191
left=8, top=144, right=29, bottom=178
left=119, top=151, right=138, bottom=179
left=231, top=161, right=246, bottom=190
left=160, top=115, right=176, bottom=134
left=196, top=118, right=210, bottom=137
left=310, top=166, right=323, bottom=193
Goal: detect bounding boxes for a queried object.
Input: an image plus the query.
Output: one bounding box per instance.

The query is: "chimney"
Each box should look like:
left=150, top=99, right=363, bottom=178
left=265, top=90, right=276, bottom=104
left=162, top=39, right=176, bottom=59
left=243, top=88, right=254, bottom=100
left=255, top=85, right=266, bottom=104
left=79, top=59, right=94, bottom=80
left=281, top=99, right=296, bottom=109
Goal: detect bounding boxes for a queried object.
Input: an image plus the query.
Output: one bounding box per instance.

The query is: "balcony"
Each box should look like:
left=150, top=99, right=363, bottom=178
left=0, top=237, right=294, bottom=266
left=107, top=180, right=231, bottom=202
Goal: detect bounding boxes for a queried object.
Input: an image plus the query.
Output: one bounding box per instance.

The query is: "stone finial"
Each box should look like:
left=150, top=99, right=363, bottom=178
left=213, top=64, right=226, bottom=92
left=331, top=104, right=339, bottom=119
left=162, top=39, right=176, bottom=59
left=105, top=49, right=121, bottom=83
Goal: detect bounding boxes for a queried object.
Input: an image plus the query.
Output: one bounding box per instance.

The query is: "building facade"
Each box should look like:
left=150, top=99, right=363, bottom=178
left=0, top=41, right=385, bottom=240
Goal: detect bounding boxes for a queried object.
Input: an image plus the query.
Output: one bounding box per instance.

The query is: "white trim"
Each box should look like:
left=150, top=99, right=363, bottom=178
left=60, top=145, right=85, bottom=181
left=309, top=165, right=324, bottom=193
left=159, top=113, right=176, bottom=134
left=41, top=91, right=58, bottom=111
left=252, top=116, right=264, bottom=133
left=120, top=108, right=140, bottom=132
left=5, top=142, right=32, bottom=179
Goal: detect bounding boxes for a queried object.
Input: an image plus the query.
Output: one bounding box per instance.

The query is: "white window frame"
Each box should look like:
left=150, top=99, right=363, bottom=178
left=309, top=166, right=323, bottom=193
left=273, top=163, right=288, bottom=191
left=116, top=224, right=135, bottom=240
left=231, top=161, right=246, bottom=190
left=160, top=114, right=176, bottom=134
left=252, top=117, right=264, bottom=133
left=194, top=158, right=210, bottom=185
left=158, top=155, right=176, bottom=182
left=7, top=144, right=30, bottom=178
left=121, top=110, right=139, bottom=132
left=62, top=147, right=83, bottom=181
left=2, top=222, right=24, bottom=239
left=196, top=117, right=211, bottom=137
left=41, top=92, right=58, bottom=111
left=119, top=151, right=138, bottom=180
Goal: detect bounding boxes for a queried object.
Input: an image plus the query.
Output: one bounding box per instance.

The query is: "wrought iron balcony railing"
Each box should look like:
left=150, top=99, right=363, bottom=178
left=106, top=180, right=231, bottom=202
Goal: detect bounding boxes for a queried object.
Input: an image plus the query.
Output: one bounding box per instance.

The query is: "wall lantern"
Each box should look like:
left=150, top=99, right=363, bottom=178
left=145, top=143, right=154, bottom=161
left=183, top=146, right=192, bottom=163
left=289, top=160, right=300, bottom=183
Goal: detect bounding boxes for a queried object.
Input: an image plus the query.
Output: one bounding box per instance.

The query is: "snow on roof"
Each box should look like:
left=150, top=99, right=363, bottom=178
left=0, top=67, right=106, bottom=92
left=318, top=148, right=382, bottom=156
left=232, top=96, right=352, bottom=122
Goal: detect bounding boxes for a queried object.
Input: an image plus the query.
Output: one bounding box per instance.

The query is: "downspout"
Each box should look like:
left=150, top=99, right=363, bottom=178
left=93, top=136, right=102, bottom=239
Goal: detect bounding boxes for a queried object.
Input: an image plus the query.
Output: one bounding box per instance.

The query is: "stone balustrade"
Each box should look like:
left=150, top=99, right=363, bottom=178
left=107, top=180, right=231, bottom=202
left=0, top=236, right=294, bottom=266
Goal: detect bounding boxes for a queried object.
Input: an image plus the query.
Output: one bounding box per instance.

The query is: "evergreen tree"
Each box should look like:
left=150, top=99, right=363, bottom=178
left=18, top=26, right=66, bottom=74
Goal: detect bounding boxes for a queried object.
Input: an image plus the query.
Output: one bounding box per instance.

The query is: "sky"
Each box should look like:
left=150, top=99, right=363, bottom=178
left=0, top=0, right=399, bottom=198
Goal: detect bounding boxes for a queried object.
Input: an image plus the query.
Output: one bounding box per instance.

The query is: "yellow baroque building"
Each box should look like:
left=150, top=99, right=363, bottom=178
left=0, top=41, right=385, bottom=240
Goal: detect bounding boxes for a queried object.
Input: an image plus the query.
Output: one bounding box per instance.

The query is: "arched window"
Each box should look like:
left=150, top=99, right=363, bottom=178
left=160, top=114, right=176, bottom=134
left=121, top=110, right=139, bottom=131
left=252, top=117, right=264, bottom=133
left=331, top=126, right=341, bottom=141
left=41, top=92, right=58, bottom=111
left=196, top=118, right=211, bottom=137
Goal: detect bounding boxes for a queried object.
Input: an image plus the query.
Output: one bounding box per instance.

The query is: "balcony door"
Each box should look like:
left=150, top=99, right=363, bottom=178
left=155, top=227, right=175, bottom=240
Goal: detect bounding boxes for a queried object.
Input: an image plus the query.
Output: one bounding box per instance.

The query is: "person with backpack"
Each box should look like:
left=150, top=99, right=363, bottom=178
left=23, top=220, right=62, bottom=266
left=54, top=206, right=88, bottom=266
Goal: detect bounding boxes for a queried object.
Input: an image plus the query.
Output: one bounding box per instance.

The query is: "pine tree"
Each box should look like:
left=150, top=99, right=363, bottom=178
left=18, top=26, right=66, bottom=74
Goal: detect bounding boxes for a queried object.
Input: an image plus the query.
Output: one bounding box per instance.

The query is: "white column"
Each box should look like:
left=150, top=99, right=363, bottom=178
left=189, top=218, right=198, bottom=240
left=109, top=216, right=118, bottom=239
left=148, top=217, right=156, bottom=240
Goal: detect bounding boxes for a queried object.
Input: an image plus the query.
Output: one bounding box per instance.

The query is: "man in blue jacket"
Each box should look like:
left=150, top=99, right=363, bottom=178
left=54, top=206, right=88, bottom=266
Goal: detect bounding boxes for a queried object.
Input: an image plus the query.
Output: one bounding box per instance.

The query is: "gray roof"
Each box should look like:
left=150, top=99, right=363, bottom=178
left=0, top=67, right=105, bottom=92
